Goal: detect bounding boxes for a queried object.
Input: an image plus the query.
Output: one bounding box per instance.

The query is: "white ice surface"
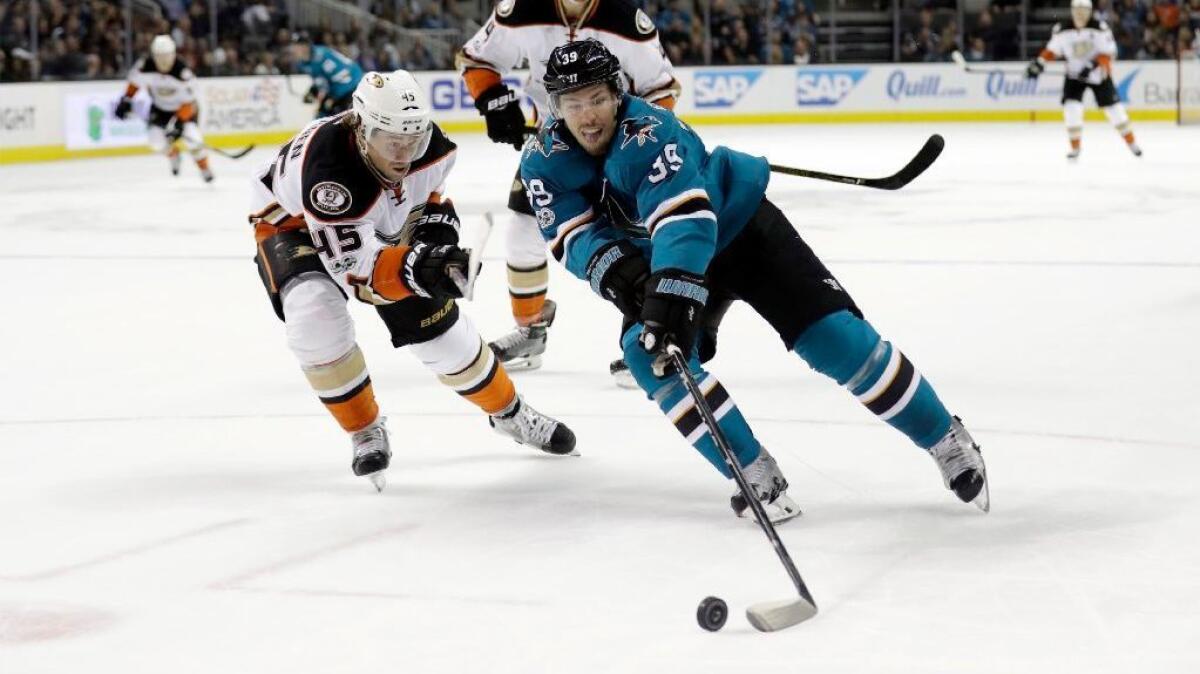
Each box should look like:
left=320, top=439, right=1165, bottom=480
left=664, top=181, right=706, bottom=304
left=1, top=123, right=1198, bottom=673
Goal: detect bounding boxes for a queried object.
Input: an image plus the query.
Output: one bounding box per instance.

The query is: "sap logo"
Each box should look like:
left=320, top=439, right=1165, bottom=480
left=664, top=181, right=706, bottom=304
left=694, top=70, right=762, bottom=108
left=430, top=77, right=523, bottom=111
left=795, top=69, right=867, bottom=106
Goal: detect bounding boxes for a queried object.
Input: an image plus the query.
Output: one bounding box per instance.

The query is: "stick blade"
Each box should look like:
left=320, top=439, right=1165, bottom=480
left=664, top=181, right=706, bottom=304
left=745, top=597, right=818, bottom=632
left=871, top=134, right=945, bottom=190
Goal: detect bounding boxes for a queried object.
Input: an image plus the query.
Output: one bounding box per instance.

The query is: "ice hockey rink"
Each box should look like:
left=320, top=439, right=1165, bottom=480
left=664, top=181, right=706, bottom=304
left=1, top=122, right=1198, bottom=673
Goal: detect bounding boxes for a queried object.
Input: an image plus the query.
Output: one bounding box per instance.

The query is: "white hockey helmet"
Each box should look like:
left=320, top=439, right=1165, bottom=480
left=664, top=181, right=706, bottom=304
left=352, top=70, right=433, bottom=180
left=1070, top=0, right=1092, bottom=27
left=150, top=34, right=176, bottom=71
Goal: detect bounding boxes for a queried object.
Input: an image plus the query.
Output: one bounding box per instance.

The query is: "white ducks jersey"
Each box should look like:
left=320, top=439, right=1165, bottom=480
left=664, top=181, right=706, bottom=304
left=251, top=113, right=457, bottom=305
left=1042, top=20, right=1117, bottom=85
left=458, top=0, right=680, bottom=118
left=126, top=57, right=197, bottom=112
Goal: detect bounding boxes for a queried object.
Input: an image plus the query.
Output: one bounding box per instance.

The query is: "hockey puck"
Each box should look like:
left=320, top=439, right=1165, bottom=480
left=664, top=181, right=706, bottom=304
left=696, top=596, right=728, bottom=631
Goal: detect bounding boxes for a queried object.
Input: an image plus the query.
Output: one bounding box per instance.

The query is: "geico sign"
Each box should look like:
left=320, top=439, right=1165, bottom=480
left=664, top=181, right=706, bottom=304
left=429, top=77, right=523, bottom=110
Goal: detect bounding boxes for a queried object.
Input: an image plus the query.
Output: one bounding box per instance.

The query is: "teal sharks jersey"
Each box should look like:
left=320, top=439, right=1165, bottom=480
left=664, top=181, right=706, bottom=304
left=298, top=46, right=363, bottom=101
left=518, top=96, right=770, bottom=281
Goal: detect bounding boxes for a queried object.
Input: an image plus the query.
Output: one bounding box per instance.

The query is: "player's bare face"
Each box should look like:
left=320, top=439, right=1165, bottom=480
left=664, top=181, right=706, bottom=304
left=152, top=53, right=175, bottom=72
left=1071, top=7, right=1091, bottom=28
left=559, top=84, right=619, bottom=156
left=362, top=128, right=428, bottom=183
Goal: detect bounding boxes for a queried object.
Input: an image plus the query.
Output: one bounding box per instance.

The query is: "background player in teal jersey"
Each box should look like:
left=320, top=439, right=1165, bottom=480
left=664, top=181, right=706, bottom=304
left=521, top=39, right=990, bottom=521
left=289, top=32, right=364, bottom=118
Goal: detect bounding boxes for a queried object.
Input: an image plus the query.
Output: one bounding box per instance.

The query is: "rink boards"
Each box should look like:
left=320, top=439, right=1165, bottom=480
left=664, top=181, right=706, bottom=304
left=0, top=60, right=1191, bottom=164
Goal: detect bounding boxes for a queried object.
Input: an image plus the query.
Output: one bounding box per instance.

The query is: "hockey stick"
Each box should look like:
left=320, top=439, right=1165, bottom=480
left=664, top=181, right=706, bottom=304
left=949, top=50, right=1062, bottom=76
left=205, top=144, right=256, bottom=160
left=769, top=134, right=944, bottom=190
left=448, top=211, right=496, bottom=301
left=665, top=343, right=818, bottom=632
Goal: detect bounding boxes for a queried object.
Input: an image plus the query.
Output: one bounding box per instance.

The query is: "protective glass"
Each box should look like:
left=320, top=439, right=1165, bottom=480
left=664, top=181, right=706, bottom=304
left=364, top=125, right=432, bottom=165
left=550, top=87, right=620, bottom=122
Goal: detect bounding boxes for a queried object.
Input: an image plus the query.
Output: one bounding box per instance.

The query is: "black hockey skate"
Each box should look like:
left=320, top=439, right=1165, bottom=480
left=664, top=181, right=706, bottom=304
left=488, top=395, right=577, bottom=456
left=351, top=417, right=391, bottom=492
left=489, top=300, right=556, bottom=371
left=609, top=358, right=638, bottom=389
left=928, top=416, right=989, bottom=512
left=730, top=447, right=801, bottom=524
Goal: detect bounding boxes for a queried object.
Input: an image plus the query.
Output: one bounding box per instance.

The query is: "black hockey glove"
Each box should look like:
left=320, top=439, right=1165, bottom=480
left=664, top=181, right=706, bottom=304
left=1025, top=59, right=1044, bottom=80
left=401, top=242, right=469, bottom=299
left=303, top=84, right=319, bottom=104
left=586, top=239, right=650, bottom=320
left=474, top=83, right=526, bottom=150
left=638, top=269, right=709, bottom=359
left=114, top=96, right=133, bottom=120
left=697, top=295, right=733, bottom=364
left=1075, top=63, right=1095, bottom=81
left=411, top=200, right=461, bottom=246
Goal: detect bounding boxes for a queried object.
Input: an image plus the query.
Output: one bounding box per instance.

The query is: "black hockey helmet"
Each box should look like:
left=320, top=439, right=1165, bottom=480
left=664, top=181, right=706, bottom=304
left=291, top=30, right=313, bottom=47
left=543, top=38, right=625, bottom=106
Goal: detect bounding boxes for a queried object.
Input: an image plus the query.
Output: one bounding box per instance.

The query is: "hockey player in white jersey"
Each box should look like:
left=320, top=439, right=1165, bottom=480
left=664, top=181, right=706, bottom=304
left=250, top=70, right=576, bottom=490
left=114, top=35, right=213, bottom=182
left=457, top=0, right=680, bottom=380
left=1026, top=0, right=1142, bottom=159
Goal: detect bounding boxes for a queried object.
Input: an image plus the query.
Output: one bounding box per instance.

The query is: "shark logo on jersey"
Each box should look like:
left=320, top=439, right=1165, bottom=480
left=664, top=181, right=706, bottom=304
left=525, top=129, right=569, bottom=159
left=536, top=208, right=556, bottom=228
left=310, top=181, right=352, bottom=215
left=619, top=116, right=661, bottom=149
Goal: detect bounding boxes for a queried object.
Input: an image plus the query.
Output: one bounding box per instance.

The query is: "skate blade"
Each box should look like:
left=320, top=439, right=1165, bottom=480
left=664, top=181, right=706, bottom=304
left=366, top=471, right=386, bottom=492
left=611, top=368, right=638, bottom=389
left=746, top=597, right=818, bottom=632
left=501, top=355, right=543, bottom=371
left=971, top=478, right=990, bottom=513
left=736, top=495, right=803, bottom=525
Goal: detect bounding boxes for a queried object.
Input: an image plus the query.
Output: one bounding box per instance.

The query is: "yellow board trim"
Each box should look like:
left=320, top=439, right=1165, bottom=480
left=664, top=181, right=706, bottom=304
left=0, top=111, right=1178, bottom=164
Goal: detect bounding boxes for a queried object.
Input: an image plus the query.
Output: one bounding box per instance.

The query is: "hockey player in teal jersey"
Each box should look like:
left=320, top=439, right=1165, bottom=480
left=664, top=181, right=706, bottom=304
left=290, top=32, right=364, bottom=118
left=521, top=40, right=990, bottom=520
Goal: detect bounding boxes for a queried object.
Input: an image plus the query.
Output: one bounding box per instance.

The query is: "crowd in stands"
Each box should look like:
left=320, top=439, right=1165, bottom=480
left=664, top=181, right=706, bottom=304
left=1, top=0, right=1197, bottom=83
left=906, top=0, right=1199, bottom=63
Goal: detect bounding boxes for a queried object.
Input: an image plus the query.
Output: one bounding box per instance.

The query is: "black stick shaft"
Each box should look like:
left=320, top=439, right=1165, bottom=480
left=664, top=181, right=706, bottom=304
left=768, top=133, right=944, bottom=190
left=666, top=345, right=816, bottom=606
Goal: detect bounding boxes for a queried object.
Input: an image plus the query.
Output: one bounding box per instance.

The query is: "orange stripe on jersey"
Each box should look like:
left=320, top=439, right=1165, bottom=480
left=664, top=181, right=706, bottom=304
left=177, top=103, right=196, bottom=122
left=463, top=67, right=503, bottom=99
left=1096, top=54, right=1113, bottom=75
left=324, top=382, right=380, bottom=432
left=463, top=365, right=516, bottom=416
left=371, top=246, right=416, bottom=302
left=1039, top=49, right=1056, bottom=61
left=123, top=83, right=138, bottom=97
left=655, top=95, right=678, bottom=111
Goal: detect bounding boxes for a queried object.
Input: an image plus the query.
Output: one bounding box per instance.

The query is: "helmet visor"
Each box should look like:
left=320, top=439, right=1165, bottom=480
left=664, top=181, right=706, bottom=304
left=364, top=125, right=432, bottom=165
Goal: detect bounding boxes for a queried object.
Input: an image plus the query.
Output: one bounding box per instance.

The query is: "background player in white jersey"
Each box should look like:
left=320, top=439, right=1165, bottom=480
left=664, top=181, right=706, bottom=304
left=1026, top=0, right=1142, bottom=159
left=114, top=35, right=213, bottom=182
left=250, top=70, right=576, bottom=490
left=457, top=0, right=680, bottom=378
